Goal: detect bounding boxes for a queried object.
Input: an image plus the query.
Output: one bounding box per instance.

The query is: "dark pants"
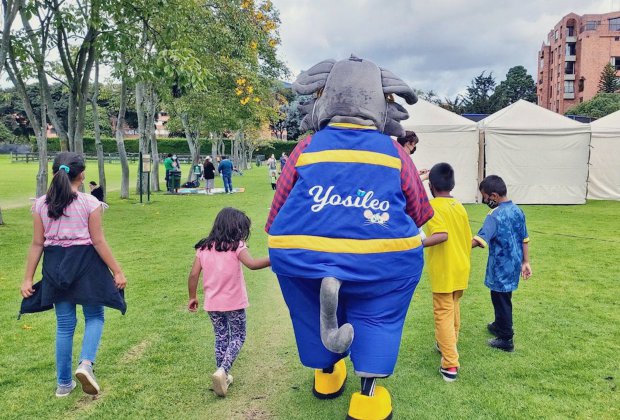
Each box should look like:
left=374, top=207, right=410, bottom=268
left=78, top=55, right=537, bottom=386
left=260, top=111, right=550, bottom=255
left=491, top=291, right=513, bottom=339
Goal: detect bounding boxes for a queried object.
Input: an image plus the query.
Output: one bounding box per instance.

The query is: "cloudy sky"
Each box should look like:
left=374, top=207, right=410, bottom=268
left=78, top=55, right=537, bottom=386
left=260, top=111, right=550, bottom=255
left=271, top=0, right=619, bottom=98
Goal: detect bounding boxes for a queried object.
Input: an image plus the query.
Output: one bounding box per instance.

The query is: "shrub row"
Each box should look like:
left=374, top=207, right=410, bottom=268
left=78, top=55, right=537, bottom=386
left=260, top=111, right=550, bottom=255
left=42, top=137, right=298, bottom=158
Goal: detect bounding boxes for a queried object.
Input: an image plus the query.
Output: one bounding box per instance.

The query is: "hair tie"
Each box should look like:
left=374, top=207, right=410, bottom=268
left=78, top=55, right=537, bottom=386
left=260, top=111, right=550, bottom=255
left=59, top=165, right=70, bottom=173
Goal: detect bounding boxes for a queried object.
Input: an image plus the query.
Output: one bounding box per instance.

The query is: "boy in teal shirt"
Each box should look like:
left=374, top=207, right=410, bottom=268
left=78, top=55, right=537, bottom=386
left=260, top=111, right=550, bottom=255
left=473, top=175, right=532, bottom=352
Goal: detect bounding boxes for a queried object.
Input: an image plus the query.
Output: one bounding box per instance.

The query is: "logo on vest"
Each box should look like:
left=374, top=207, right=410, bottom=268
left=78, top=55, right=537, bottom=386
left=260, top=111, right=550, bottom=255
left=308, top=186, right=390, bottom=218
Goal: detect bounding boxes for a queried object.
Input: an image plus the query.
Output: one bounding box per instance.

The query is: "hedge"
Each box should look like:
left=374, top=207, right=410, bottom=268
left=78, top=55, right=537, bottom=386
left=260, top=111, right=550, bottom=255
left=42, top=137, right=299, bottom=158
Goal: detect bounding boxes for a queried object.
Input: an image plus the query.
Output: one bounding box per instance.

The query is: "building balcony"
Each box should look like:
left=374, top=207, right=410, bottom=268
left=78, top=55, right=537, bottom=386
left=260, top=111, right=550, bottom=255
left=564, top=92, right=575, bottom=99
left=566, top=35, right=577, bottom=42
left=564, top=74, right=575, bottom=81
left=565, top=55, right=576, bottom=62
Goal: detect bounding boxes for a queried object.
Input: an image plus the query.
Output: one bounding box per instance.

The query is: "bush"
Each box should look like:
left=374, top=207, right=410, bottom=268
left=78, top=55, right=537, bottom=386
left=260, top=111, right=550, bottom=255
left=42, top=136, right=300, bottom=157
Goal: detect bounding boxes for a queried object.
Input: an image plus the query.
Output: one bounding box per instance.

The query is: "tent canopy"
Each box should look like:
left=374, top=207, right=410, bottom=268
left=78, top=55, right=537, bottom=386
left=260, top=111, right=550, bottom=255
left=401, top=99, right=480, bottom=203
left=588, top=109, right=620, bottom=200
left=480, top=100, right=591, bottom=205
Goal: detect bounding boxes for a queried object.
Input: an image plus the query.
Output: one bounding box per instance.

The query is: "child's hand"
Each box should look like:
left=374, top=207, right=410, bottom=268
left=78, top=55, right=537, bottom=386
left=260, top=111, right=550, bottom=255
left=114, top=271, right=127, bottom=289
left=521, top=262, right=532, bottom=280
left=20, top=278, right=34, bottom=298
left=188, top=298, right=198, bottom=312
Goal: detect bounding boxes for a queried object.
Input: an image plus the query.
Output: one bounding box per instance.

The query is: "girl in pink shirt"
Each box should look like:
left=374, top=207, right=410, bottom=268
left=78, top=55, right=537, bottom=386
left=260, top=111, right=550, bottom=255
left=20, top=152, right=127, bottom=398
left=187, top=207, right=270, bottom=397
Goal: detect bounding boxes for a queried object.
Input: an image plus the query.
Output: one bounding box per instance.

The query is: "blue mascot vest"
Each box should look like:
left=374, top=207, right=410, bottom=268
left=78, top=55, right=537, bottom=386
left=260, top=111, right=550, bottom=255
left=268, top=125, right=423, bottom=282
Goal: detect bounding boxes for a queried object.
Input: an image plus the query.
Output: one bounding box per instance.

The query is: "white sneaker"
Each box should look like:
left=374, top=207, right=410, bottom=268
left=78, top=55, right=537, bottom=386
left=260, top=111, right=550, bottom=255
left=212, top=367, right=228, bottom=397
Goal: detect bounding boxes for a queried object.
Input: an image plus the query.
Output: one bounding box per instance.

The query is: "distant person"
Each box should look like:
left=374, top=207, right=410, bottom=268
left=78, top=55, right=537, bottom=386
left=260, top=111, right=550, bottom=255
left=89, top=181, right=104, bottom=202
left=203, top=156, right=216, bottom=195
left=170, top=154, right=182, bottom=193
left=397, top=130, right=429, bottom=181
left=187, top=207, right=270, bottom=397
left=218, top=155, right=234, bottom=194
left=422, top=163, right=472, bottom=382
left=279, top=152, right=288, bottom=172
left=472, top=175, right=532, bottom=352
left=19, top=152, right=127, bottom=398
left=270, top=171, right=278, bottom=191
left=267, top=154, right=278, bottom=178
left=164, top=153, right=174, bottom=192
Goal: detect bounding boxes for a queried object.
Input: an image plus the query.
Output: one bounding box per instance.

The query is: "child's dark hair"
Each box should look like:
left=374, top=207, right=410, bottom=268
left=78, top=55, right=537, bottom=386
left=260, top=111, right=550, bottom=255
left=89, top=181, right=97, bottom=186
left=479, top=175, right=507, bottom=197
left=46, top=152, right=85, bottom=220
left=396, top=130, right=418, bottom=148
left=429, top=162, right=455, bottom=192
left=195, top=207, right=251, bottom=252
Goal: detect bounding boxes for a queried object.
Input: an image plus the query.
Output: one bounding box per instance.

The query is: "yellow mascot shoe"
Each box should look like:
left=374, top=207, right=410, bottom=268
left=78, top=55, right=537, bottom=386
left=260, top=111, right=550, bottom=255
left=313, top=359, right=347, bottom=399
left=346, top=386, right=392, bottom=420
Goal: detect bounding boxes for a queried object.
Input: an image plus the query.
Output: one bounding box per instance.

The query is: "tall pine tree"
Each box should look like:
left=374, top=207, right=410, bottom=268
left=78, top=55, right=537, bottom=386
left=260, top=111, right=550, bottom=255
left=598, top=63, right=619, bottom=93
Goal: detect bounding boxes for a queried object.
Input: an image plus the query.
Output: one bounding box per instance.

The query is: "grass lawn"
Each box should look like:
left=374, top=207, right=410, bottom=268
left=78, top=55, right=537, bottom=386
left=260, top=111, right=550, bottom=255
left=0, top=157, right=618, bottom=419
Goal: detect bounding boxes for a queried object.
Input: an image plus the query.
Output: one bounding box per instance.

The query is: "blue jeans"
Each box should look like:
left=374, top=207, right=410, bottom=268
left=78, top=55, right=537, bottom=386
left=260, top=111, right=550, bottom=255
left=55, top=301, right=104, bottom=386
left=223, top=175, right=233, bottom=193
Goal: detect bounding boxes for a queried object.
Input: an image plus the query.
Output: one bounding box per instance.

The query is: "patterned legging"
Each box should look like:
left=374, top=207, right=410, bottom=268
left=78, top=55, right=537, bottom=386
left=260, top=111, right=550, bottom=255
left=208, top=309, right=246, bottom=372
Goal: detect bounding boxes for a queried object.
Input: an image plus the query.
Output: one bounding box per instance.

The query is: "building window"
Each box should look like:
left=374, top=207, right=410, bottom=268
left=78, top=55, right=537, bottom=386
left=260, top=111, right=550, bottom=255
left=564, top=81, right=575, bottom=94
left=585, top=20, right=600, bottom=31
left=612, top=57, right=620, bottom=71
left=578, top=78, right=585, bottom=92
left=567, top=26, right=575, bottom=37
left=565, top=43, right=576, bottom=56
left=609, top=17, right=620, bottom=31
left=554, top=30, right=559, bottom=40
left=565, top=61, right=575, bottom=74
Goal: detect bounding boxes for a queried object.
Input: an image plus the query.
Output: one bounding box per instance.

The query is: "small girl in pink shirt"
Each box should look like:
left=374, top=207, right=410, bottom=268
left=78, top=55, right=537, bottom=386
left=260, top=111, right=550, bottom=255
left=187, top=207, right=270, bottom=397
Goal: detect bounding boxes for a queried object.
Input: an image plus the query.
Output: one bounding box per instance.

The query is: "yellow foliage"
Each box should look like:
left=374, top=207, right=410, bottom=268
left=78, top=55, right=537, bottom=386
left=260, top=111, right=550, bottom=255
left=264, top=20, right=276, bottom=32
left=235, top=88, right=243, bottom=96
left=236, top=78, right=246, bottom=86
left=250, top=40, right=258, bottom=50
left=268, top=38, right=278, bottom=47
left=247, top=85, right=254, bottom=94
left=240, top=97, right=250, bottom=105
left=241, top=0, right=252, bottom=10
left=255, top=11, right=264, bottom=21
left=253, top=97, right=261, bottom=103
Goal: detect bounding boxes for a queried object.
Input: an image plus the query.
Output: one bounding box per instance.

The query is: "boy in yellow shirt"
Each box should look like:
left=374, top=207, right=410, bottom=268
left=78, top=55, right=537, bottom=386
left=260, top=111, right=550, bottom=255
left=422, top=163, right=472, bottom=382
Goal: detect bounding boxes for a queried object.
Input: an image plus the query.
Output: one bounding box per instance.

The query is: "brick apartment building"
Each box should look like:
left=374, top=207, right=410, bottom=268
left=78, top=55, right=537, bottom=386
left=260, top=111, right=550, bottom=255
left=537, top=11, right=620, bottom=114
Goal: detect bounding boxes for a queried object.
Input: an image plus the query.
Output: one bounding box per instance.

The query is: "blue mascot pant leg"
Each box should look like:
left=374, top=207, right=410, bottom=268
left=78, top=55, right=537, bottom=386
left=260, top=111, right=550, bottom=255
left=278, top=275, right=348, bottom=369
left=341, top=275, right=420, bottom=376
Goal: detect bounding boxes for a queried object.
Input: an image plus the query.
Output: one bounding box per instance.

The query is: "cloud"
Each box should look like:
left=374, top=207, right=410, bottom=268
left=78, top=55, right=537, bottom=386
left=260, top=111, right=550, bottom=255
left=272, top=0, right=616, bottom=97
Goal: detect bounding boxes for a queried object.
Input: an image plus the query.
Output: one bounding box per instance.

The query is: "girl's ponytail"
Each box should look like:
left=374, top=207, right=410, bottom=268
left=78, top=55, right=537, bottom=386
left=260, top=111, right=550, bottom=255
left=46, top=152, right=85, bottom=220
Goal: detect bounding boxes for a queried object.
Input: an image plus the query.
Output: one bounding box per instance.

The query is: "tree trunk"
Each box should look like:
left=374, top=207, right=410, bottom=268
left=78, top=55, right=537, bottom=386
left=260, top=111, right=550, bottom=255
left=91, top=59, right=106, bottom=201
left=181, top=112, right=200, bottom=182
left=36, top=79, right=48, bottom=197
left=116, top=74, right=130, bottom=199
left=148, top=89, right=160, bottom=191
left=0, top=207, right=4, bottom=225
left=135, top=81, right=149, bottom=192
left=6, top=47, right=47, bottom=197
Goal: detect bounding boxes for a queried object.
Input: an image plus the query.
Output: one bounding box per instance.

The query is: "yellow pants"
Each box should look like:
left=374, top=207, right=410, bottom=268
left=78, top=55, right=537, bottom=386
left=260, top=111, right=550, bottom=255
left=433, top=290, right=464, bottom=368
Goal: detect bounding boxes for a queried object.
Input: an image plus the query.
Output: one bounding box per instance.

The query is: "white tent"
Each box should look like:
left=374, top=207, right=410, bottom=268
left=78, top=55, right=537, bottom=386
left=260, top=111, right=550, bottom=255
left=480, top=100, right=591, bottom=204
left=588, top=110, right=620, bottom=200
left=401, top=99, right=480, bottom=203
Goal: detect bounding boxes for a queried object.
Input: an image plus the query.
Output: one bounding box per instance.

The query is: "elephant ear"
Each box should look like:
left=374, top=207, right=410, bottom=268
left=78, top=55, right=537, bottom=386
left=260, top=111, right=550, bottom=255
left=292, top=59, right=337, bottom=95
left=383, top=102, right=410, bottom=137
left=381, top=68, right=418, bottom=105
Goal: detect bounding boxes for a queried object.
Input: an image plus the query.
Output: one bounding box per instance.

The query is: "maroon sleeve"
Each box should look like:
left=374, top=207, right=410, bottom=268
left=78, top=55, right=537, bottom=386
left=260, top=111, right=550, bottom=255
left=394, top=139, right=434, bottom=227
left=265, top=135, right=313, bottom=232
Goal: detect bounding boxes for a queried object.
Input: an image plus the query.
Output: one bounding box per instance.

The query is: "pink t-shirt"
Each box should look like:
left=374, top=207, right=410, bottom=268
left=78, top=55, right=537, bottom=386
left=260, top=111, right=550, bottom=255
left=32, top=192, right=104, bottom=247
left=196, top=241, right=249, bottom=312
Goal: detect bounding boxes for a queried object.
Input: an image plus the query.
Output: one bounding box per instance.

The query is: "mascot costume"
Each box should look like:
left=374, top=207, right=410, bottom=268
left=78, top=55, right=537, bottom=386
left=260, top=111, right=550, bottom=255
left=265, top=55, right=433, bottom=420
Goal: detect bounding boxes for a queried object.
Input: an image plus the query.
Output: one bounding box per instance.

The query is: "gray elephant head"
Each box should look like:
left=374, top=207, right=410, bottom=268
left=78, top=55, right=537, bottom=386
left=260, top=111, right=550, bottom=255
left=292, top=55, right=417, bottom=138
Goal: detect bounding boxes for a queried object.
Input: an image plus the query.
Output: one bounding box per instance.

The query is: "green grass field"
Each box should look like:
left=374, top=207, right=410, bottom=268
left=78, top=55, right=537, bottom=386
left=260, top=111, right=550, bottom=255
left=0, top=155, right=618, bottom=419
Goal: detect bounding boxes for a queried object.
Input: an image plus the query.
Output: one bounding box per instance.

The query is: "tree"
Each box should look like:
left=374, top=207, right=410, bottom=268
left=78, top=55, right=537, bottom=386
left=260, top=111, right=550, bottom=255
left=440, top=95, right=465, bottom=114
left=462, top=71, right=500, bottom=114
left=493, top=66, right=537, bottom=108
left=565, top=93, right=620, bottom=119
left=598, top=63, right=619, bottom=93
